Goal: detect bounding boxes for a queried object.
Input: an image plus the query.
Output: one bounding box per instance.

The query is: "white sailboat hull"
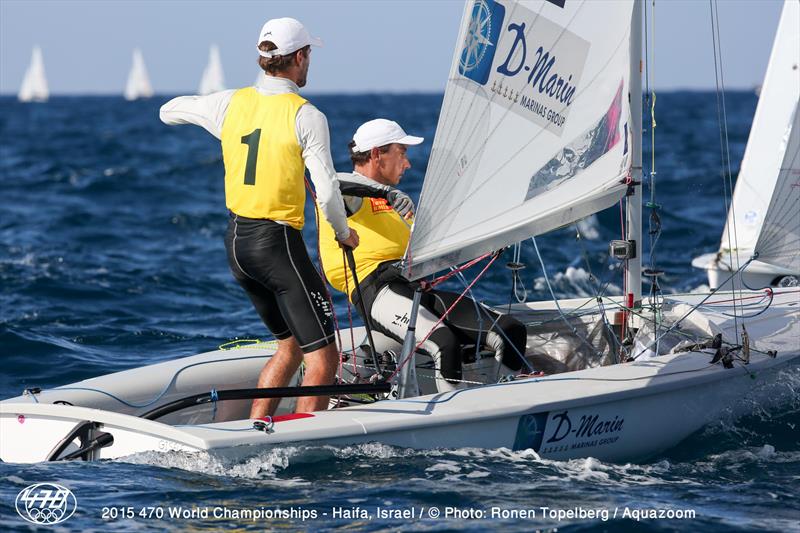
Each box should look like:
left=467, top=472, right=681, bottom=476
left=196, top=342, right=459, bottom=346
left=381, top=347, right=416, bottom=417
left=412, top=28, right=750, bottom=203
left=2, top=290, right=797, bottom=465
left=692, top=252, right=797, bottom=291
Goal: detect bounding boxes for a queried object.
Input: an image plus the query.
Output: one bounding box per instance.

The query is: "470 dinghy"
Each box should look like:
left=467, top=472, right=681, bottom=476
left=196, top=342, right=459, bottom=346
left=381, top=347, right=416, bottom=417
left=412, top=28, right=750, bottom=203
left=3, top=0, right=799, bottom=464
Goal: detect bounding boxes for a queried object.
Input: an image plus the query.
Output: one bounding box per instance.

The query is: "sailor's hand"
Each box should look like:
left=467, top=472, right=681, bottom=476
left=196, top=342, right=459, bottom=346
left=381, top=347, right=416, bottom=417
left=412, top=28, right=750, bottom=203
left=337, top=227, right=360, bottom=250
left=387, top=189, right=415, bottom=218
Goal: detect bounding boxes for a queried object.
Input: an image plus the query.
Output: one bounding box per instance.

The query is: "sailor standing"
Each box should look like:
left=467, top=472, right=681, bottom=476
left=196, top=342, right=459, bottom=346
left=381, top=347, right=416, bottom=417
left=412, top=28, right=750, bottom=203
left=160, top=18, right=359, bottom=417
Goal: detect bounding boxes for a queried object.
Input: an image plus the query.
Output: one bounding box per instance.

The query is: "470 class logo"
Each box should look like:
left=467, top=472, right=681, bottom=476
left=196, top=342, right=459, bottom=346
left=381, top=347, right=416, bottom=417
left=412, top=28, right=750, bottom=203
left=15, top=483, right=78, bottom=525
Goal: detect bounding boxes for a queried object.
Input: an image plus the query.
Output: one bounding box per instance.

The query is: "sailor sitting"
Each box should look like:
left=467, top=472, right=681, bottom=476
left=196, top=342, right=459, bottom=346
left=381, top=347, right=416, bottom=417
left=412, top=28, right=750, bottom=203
left=318, top=119, right=527, bottom=392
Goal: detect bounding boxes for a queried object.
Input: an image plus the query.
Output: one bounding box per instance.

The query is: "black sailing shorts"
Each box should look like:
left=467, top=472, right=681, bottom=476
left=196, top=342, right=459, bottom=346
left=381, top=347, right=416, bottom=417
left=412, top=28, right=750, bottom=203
left=224, top=214, right=335, bottom=353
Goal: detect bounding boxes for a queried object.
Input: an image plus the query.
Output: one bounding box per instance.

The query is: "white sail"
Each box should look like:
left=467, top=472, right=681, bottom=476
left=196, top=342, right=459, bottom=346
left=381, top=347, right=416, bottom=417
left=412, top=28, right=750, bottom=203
left=754, top=108, right=800, bottom=271
left=18, top=46, right=49, bottom=102
left=124, top=48, right=154, bottom=101
left=403, top=0, right=633, bottom=280
left=719, top=0, right=799, bottom=265
left=198, top=44, right=226, bottom=95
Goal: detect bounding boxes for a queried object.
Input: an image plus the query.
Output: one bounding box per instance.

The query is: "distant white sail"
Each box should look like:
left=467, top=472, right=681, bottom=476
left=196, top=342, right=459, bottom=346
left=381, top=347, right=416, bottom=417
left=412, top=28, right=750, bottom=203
left=124, top=48, right=154, bottom=101
left=403, top=0, right=633, bottom=280
left=18, top=46, right=49, bottom=102
left=720, top=0, right=799, bottom=266
left=198, top=44, right=226, bottom=95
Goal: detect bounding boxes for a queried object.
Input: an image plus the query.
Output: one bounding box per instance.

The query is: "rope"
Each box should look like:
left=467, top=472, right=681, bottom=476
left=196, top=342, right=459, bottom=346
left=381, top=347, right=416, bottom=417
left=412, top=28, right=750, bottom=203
left=389, top=253, right=499, bottom=380
left=41, top=353, right=273, bottom=410
left=341, top=252, right=359, bottom=379
left=629, top=256, right=756, bottom=360
left=452, top=269, right=535, bottom=373
left=426, top=252, right=493, bottom=288
left=709, top=0, right=742, bottom=342
left=531, top=236, right=603, bottom=360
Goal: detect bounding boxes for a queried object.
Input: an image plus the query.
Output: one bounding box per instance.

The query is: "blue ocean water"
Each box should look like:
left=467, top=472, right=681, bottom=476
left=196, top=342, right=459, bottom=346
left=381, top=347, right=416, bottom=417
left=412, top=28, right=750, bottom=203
left=0, top=92, right=798, bottom=532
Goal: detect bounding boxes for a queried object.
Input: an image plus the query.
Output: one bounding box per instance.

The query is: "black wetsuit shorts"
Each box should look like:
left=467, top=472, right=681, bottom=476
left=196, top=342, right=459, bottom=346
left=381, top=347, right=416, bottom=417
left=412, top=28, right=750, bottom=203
left=225, top=214, right=335, bottom=353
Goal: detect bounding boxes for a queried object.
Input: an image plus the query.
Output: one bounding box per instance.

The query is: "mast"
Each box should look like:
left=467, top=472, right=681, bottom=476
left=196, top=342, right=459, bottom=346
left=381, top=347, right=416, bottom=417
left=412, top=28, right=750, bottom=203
left=626, top=0, right=643, bottom=308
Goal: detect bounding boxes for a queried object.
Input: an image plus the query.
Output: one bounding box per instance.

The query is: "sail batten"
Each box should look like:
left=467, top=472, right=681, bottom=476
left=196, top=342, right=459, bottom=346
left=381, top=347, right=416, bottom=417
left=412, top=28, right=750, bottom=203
left=403, top=0, right=634, bottom=280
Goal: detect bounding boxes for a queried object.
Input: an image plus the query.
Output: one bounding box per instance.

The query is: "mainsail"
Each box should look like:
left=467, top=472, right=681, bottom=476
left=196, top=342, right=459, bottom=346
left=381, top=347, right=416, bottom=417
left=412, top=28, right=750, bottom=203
left=720, top=0, right=799, bottom=269
left=18, top=46, right=49, bottom=103
left=124, top=48, right=154, bottom=101
left=403, top=0, right=634, bottom=280
left=198, top=44, right=226, bottom=95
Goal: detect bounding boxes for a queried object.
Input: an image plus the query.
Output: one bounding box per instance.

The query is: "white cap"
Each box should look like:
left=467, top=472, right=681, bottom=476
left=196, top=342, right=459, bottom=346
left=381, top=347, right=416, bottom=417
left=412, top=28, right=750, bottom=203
left=351, top=119, right=424, bottom=153
left=256, top=17, right=323, bottom=58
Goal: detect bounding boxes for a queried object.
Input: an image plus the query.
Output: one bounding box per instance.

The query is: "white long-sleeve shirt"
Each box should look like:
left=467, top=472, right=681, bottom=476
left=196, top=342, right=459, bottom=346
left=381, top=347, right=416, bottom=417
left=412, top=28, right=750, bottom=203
left=159, top=76, right=350, bottom=239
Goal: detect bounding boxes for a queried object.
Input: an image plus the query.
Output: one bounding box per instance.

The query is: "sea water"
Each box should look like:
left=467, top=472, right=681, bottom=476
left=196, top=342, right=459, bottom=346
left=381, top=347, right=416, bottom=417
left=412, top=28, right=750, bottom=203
left=0, top=93, right=798, bottom=531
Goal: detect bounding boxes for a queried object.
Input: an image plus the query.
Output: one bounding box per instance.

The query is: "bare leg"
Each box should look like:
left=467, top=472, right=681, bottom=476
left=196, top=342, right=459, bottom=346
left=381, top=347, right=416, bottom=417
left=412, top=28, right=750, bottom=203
left=295, top=342, right=339, bottom=413
left=249, top=337, right=304, bottom=419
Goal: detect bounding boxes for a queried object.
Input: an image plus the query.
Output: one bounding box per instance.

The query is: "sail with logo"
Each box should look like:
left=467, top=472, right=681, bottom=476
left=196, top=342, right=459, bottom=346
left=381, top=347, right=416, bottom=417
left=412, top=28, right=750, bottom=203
left=403, top=0, right=634, bottom=279
left=692, top=0, right=799, bottom=288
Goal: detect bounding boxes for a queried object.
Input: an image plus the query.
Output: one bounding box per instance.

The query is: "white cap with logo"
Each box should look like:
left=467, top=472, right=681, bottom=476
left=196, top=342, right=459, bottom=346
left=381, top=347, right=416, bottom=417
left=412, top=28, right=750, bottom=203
left=257, top=17, right=323, bottom=58
left=351, top=119, right=425, bottom=153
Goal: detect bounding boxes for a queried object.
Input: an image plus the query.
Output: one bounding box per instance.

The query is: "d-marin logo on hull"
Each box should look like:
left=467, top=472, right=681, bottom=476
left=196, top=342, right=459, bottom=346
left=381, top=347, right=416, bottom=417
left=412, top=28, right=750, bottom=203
left=458, top=0, right=506, bottom=85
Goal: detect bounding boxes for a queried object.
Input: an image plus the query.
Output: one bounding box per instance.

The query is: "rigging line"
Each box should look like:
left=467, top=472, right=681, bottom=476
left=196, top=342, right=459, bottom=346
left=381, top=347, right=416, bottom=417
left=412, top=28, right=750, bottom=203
left=629, top=256, right=756, bottom=360
left=709, top=0, right=740, bottom=343
left=414, top=3, right=629, bottom=233
left=341, top=252, right=359, bottom=379
left=713, top=0, right=742, bottom=276
left=389, top=253, right=499, bottom=380
left=704, top=290, right=775, bottom=319
left=452, top=268, right=486, bottom=362
left=451, top=267, right=534, bottom=374
left=531, top=236, right=602, bottom=358
left=47, top=354, right=273, bottom=409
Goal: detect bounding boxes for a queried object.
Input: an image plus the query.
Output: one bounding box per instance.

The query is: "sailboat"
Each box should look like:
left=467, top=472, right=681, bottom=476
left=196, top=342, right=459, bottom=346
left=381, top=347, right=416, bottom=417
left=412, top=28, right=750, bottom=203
left=692, top=0, right=800, bottom=290
left=18, top=46, right=49, bottom=103
left=124, top=48, right=154, bottom=101
left=198, top=44, right=226, bottom=95
left=1, top=0, right=798, bottom=464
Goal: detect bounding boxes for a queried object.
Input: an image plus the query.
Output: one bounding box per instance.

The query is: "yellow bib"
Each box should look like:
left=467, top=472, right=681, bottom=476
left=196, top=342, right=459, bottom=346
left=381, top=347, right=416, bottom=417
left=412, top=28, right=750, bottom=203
left=319, top=196, right=411, bottom=296
left=221, top=88, right=308, bottom=228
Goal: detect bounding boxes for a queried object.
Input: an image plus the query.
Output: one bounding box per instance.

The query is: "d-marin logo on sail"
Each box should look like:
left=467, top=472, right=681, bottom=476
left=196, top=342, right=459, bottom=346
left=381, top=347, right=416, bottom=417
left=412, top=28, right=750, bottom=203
left=458, top=0, right=506, bottom=85
left=459, top=0, right=590, bottom=135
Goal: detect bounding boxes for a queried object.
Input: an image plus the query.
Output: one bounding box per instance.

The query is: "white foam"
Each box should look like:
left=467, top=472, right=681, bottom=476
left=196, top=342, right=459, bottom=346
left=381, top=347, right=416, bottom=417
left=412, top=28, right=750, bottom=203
left=576, top=214, right=601, bottom=240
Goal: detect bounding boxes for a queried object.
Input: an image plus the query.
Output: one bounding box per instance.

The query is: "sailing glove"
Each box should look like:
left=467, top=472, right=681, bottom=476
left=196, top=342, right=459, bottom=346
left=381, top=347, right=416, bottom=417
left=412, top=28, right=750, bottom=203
left=387, top=189, right=415, bottom=218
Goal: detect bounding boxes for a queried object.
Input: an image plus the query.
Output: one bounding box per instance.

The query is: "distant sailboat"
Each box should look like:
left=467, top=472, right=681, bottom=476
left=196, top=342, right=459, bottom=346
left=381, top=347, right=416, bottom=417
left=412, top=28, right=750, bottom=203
left=18, top=46, right=49, bottom=102
left=692, top=0, right=799, bottom=290
left=124, top=48, right=154, bottom=101
left=198, top=44, right=225, bottom=95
